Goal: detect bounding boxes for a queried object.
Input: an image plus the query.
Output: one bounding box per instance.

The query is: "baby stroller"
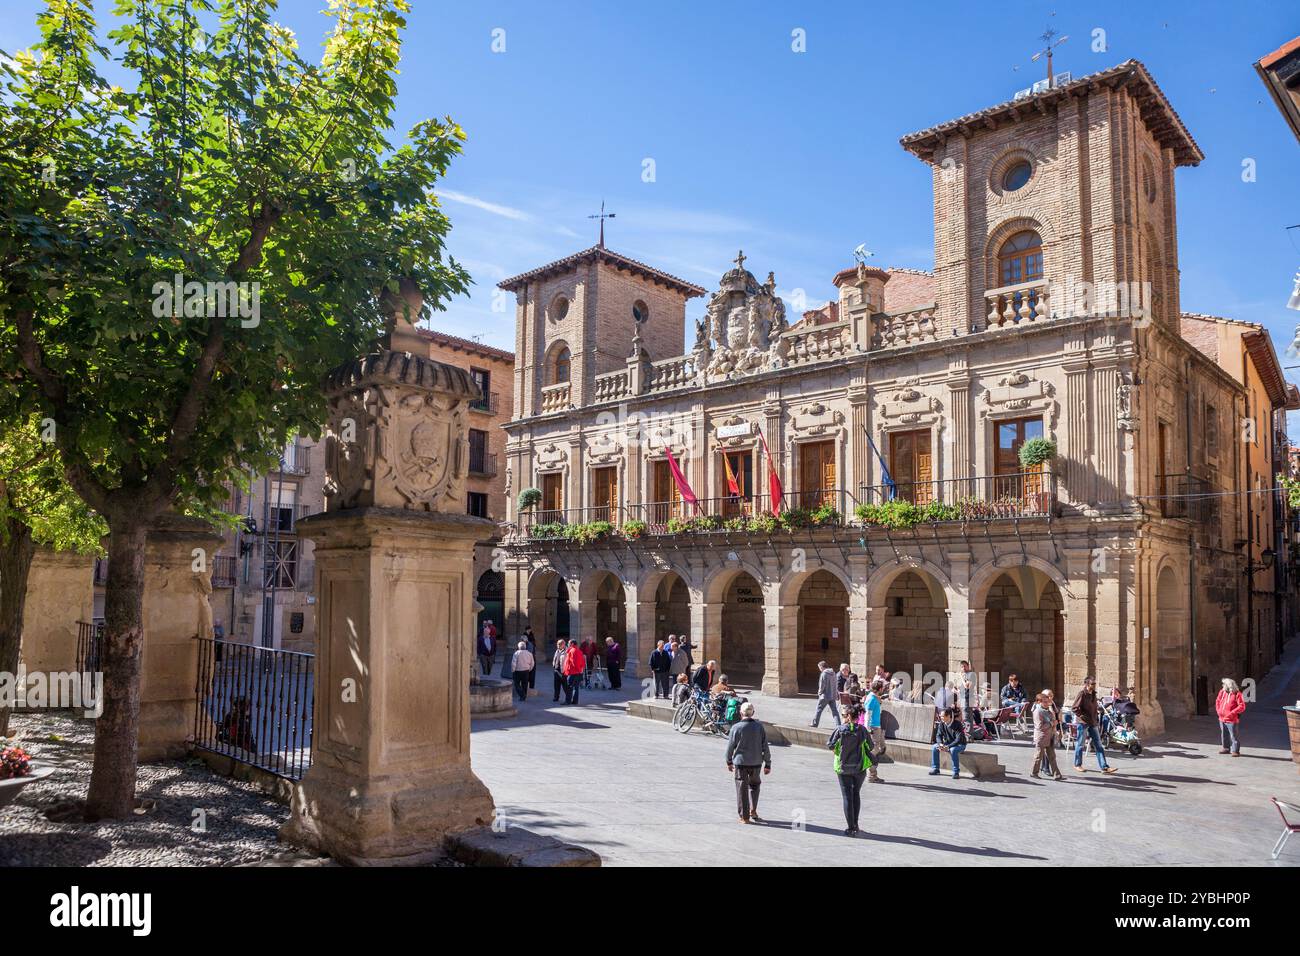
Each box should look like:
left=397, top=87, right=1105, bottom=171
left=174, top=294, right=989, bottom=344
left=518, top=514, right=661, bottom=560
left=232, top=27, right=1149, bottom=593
left=1056, top=705, right=1113, bottom=754
left=1102, top=696, right=1143, bottom=756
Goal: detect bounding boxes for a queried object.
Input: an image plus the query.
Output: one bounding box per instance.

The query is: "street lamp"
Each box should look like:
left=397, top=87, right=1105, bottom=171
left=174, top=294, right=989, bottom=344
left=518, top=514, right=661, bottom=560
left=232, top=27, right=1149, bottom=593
left=1247, top=548, right=1276, bottom=575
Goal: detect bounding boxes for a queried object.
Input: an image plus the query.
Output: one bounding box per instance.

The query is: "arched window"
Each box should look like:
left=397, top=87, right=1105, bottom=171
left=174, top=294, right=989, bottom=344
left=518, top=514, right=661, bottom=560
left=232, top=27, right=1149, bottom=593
left=551, top=346, right=571, bottom=385
left=998, top=230, right=1043, bottom=286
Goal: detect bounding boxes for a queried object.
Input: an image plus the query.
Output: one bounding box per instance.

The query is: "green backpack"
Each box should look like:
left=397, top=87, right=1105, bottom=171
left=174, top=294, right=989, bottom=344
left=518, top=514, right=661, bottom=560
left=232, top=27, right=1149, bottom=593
left=833, top=724, right=874, bottom=774
left=724, top=697, right=741, bottom=723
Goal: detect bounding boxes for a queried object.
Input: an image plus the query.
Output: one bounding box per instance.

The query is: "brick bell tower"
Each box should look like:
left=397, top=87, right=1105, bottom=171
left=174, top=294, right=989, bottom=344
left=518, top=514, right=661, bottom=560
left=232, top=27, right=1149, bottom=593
left=899, top=59, right=1203, bottom=335
left=500, top=243, right=706, bottom=419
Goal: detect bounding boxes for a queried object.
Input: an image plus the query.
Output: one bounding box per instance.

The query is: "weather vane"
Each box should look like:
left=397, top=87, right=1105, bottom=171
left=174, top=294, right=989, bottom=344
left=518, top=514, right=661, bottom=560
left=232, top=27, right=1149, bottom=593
left=588, top=200, right=616, bottom=248
left=1032, top=28, right=1069, bottom=86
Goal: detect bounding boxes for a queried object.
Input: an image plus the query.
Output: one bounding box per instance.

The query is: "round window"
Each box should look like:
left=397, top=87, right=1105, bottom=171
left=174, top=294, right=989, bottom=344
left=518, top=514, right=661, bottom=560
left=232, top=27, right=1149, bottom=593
left=632, top=300, right=649, bottom=324
left=551, top=295, right=569, bottom=321
left=1002, top=161, right=1032, bottom=192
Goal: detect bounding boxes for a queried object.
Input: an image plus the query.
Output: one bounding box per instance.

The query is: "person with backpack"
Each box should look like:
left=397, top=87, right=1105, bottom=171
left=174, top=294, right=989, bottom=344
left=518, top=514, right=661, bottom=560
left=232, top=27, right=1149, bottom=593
left=1216, top=678, right=1247, bottom=756
left=725, top=701, right=771, bottom=824
left=649, top=640, right=672, bottom=699
left=828, top=703, right=873, bottom=836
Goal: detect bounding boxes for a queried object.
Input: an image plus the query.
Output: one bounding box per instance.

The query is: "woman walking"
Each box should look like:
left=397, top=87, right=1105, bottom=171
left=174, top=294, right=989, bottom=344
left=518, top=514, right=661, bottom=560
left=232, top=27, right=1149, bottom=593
left=1215, top=678, right=1247, bottom=756
left=827, top=704, right=873, bottom=836
left=1030, top=690, right=1063, bottom=780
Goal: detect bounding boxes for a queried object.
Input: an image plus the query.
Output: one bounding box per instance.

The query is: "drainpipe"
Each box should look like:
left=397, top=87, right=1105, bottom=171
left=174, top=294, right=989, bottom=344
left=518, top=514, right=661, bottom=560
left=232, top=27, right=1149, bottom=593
left=1185, top=359, right=1197, bottom=713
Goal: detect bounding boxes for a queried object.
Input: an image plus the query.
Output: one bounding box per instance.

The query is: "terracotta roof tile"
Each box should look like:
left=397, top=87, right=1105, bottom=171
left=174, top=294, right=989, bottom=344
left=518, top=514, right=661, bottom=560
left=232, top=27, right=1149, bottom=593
left=498, top=245, right=707, bottom=297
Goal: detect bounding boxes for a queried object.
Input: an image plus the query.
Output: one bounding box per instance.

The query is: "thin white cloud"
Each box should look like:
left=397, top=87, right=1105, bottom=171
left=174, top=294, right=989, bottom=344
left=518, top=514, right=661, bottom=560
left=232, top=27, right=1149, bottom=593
left=438, top=189, right=533, bottom=222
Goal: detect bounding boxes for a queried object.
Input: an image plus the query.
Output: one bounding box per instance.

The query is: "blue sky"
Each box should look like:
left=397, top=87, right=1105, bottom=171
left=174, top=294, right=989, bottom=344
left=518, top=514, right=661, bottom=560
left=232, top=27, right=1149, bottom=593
left=5, top=1, right=1300, bottom=393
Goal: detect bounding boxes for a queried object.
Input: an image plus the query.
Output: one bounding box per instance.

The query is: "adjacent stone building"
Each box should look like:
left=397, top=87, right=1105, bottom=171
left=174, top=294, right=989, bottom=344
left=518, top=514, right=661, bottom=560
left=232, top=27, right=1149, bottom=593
left=499, top=60, right=1297, bottom=734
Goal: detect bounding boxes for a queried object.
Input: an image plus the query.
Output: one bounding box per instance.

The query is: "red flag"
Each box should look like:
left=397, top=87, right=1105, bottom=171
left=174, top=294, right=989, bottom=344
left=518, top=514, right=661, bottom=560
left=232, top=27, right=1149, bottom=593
left=758, top=429, right=784, bottom=512
left=721, top=449, right=741, bottom=497
left=663, top=444, right=700, bottom=514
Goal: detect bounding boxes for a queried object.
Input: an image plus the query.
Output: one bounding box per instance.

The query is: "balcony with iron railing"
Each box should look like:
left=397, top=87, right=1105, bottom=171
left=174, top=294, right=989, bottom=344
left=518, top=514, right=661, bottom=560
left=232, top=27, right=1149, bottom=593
left=212, top=554, right=238, bottom=589
left=469, top=451, right=498, bottom=478
left=1155, top=472, right=1216, bottom=524
left=470, top=390, right=501, bottom=414
left=280, top=444, right=311, bottom=476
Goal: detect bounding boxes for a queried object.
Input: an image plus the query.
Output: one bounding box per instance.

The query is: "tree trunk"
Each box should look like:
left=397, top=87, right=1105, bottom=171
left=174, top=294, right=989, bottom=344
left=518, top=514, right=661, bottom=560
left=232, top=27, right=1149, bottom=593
left=84, top=521, right=148, bottom=820
left=0, top=519, right=36, bottom=739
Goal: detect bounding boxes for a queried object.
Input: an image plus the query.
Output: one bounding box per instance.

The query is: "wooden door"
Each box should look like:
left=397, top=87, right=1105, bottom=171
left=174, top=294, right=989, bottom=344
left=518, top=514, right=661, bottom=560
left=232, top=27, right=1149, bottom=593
left=889, top=429, right=933, bottom=503
left=651, top=460, right=682, bottom=525
left=799, top=440, right=836, bottom=509
left=541, top=472, right=563, bottom=523
left=592, top=466, right=618, bottom=522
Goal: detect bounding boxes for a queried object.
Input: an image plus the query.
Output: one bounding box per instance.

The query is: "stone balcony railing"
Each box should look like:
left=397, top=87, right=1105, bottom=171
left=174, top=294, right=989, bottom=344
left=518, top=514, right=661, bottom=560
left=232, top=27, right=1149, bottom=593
left=872, top=304, right=939, bottom=348
left=647, top=355, right=697, bottom=393
left=782, top=321, right=853, bottom=366
left=593, top=368, right=631, bottom=402
left=540, top=382, right=571, bottom=412
left=984, top=279, right=1050, bottom=329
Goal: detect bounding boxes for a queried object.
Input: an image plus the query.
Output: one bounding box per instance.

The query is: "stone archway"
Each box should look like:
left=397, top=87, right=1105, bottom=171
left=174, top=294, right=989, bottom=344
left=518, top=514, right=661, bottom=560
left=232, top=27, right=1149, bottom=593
left=1156, top=564, right=1188, bottom=717
left=715, top=570, right=765, bottom=686
left=880, top=569, right=949, bottom=685
left=475, top=569, right=504, bottom=637
left=980, top=570, right=1064, bottom=697
left=579, top=570, right=626, bottom=650
left=655, top=572, right=690, bottom=644
left=795, top=571, right=849, bottom=691
left=527, top=569, right=570, bottom=642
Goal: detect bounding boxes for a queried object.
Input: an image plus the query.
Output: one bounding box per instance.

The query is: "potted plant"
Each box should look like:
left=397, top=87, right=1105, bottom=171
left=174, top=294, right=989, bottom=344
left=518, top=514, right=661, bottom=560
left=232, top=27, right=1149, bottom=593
left=621, top=519, right=647, bottom=540
left=0, top=741, right=53, bottom=808
left=1017, top=437, right=1056, bottom=513
left=516, top=487, right=542, bottom=512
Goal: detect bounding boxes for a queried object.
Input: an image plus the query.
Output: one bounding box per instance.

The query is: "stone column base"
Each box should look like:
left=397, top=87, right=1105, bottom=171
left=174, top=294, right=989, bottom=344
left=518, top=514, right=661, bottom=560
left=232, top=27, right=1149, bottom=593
left=282, top=759, right=494, bottom=866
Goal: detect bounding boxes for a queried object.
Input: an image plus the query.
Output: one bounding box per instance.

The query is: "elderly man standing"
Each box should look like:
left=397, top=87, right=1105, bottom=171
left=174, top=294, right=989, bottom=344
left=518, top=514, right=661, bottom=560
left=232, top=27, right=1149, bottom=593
left=725, top=702, right=772, bottom=824
left=510, top=640, right=534, bottom=703
left=668, top=638, right=690, bottom=685
left=811, top=660, right=840, bottom=728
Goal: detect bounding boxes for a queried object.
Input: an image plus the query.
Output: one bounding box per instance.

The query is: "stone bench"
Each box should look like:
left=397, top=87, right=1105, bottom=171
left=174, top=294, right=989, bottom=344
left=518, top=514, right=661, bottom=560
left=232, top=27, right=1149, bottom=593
left=626, top=698, right=1005, bottom=779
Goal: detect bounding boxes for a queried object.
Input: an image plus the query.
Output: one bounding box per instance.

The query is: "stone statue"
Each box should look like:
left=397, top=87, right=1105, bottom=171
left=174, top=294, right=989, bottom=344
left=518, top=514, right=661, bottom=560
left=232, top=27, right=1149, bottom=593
left=695, top=253, right=787, bottom=381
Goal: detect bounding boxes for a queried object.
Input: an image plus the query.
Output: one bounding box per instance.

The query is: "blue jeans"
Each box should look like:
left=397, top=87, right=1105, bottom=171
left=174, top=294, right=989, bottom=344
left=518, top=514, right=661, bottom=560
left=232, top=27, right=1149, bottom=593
left=812, top=698, right=840, bottom=727
left=1219, top=721, right=1240, bottom=754
left=1074, top=723, right=1109, bottom=769
left=931, top=743, right=966, bottom=774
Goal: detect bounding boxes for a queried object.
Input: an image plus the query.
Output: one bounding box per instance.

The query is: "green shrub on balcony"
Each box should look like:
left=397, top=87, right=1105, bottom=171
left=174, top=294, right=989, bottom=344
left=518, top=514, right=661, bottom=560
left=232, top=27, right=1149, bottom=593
left=529, top=522, right=565, bottom=539
left=855, top=500, right=920, bottom=528
left=1018, top=437, right=1057, bottom=469
left=621, top=519, right=647, bottom=540
left=517, top=487, right=542, bottom=512
left=810, top=502, right=842, bottom=526
left=778, top=507, right=813, bottom=531
left=747, top=513, right=780, bottom=534
left=561, top=520, right=613, bottom=545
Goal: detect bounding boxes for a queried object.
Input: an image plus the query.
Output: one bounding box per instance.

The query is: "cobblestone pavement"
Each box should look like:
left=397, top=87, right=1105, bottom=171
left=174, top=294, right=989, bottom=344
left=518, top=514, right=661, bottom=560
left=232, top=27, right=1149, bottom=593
left=471, top=648, right=1300, bottom=867
left=0, top=713, right=293, bottom=867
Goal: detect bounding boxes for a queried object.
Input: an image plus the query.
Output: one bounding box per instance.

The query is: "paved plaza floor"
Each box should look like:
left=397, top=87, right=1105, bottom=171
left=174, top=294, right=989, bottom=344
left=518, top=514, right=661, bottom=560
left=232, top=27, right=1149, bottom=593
left=471, top=646, right=1300, bottom=867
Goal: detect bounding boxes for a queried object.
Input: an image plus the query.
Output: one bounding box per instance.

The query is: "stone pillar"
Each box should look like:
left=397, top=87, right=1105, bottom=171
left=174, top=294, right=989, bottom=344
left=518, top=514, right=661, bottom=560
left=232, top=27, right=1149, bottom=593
left=847, top=555, right=870, bottom=676
left=138, top=513, right=222, bottom=761
left=19, top=547, right=95, bottom=675
left=761, top=578, right=797, bottom=697
left=623, top=585, right=656, bottom=680
left=282, top=286, right=494, bottom=864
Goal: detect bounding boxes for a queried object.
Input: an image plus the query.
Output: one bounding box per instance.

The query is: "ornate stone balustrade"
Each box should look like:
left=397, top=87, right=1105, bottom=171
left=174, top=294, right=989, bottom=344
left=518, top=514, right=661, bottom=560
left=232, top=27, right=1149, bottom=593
left=985, top=279, right=1050, bottom=329
left=541, top=382, right=571, bottom=412
left=593, top=368, right=631, bottom=403
left=647, top=355, right=696, bottom=393
left=783, top=321, right=852, bottom=366
left=872, top=305, right=938, bottom=348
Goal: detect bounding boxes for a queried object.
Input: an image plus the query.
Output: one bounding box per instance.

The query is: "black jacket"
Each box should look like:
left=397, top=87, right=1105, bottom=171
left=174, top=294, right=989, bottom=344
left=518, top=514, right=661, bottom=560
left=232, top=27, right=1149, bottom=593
left=649, top=649, right=671, bottom=674
left=935, top=720, right=967, bottom=748
left=691, top=665, right=713, bottom=693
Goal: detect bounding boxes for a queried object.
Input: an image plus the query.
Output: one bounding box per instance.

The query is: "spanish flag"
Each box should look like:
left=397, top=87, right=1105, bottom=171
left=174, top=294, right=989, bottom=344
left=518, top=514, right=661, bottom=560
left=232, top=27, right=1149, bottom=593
left=722, top=449, right=741, bottom=497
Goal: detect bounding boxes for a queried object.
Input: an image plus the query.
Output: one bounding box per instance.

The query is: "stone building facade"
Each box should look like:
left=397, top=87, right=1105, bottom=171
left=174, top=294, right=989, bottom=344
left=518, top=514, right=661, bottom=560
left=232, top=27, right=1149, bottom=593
left=498, top=61, right=1291, bottom=735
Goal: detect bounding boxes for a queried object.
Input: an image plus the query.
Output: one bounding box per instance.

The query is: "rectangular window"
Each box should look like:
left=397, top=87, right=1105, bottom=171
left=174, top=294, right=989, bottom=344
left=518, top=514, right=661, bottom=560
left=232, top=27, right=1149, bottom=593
left=797, top=440, right=836, bottom=509
left=650, top=459, right=683, bottom=525
left=469, top=429, right=488, bottom=474
left=541, top=472, right=563, bottom=523
left=470, top=367, right=492, bottom=412
left=992, top=417, right=1044, bottom=501
left=467, top=491, right=489, bottom=518
left=592, top=466, right=618, bottom=522
left=889, top=429, right=933, bottom=504
left=268, top=481, right=297, bottom=532
left=720, top=450, right=753, bottom=516
left=264, top=540, right=297, bottom=589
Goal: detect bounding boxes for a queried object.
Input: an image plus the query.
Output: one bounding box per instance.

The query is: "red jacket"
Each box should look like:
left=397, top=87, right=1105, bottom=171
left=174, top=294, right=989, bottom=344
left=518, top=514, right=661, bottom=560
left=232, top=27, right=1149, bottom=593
left=563, top=647, right=587, bottom=677
left=1215, top=689, right=1246, bottom=724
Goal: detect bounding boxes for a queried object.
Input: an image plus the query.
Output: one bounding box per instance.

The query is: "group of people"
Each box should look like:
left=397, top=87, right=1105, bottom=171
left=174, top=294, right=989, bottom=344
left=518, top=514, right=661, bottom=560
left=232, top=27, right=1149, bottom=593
left=477, top=619, right=627, bottom=705
left=648, top=635, right=697, bottom=699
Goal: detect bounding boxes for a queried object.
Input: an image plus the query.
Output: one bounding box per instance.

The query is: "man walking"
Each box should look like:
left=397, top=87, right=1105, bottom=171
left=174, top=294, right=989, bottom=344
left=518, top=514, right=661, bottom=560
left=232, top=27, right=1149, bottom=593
left=604, top=636, right=623, bottom=690
left=827, top=703, right=873, bottom=836
left=476, top=624, right=496, bottom=676
left=649, top=640, right=672, bottom=699
left=724, top=702, right=771, bottom=824
left=563, top=639, right=586, bottom=705
left=1072, top=676, right=1117, bottom=774
left=551, top=639, right=569, bottom=703
left=523, top=626, right=538, bottom=690
left=811, top=660, right=840, bottom=728
left=864, top=680, right=887, bottom=782
left=510, top=640, right=534, bottom=702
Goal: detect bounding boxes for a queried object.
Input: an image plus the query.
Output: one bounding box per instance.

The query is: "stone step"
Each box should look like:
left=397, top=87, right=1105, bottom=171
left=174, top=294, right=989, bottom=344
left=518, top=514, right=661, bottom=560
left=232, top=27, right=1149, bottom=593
left=626, top=699, right=1006, bottom=779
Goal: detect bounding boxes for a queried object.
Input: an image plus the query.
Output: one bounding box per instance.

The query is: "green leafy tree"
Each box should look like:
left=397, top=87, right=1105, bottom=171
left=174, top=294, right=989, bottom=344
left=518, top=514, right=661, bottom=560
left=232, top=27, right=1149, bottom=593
left=0, top=416, right=106, bottom=737
left=0, top=0, right=469, bottom=818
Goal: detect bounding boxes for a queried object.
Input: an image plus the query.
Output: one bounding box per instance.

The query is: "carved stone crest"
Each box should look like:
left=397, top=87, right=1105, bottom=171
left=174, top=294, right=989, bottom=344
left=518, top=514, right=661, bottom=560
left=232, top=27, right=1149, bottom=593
left=700, top=251, right=788, bottom=381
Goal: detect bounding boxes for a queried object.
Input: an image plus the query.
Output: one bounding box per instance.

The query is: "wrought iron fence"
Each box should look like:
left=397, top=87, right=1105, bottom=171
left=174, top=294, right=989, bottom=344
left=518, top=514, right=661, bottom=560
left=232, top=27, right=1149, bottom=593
left=76, top=620, right=104, bottom=675
left=193, top=638, right=314, bottom=780
left=857, top=471, right=1058, bottom=519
